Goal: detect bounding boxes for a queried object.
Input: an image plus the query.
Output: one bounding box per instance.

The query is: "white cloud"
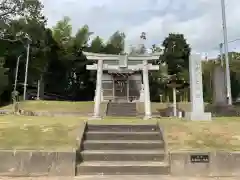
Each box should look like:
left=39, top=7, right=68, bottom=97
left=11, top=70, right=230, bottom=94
left=41, top=0, right=240, bottom=58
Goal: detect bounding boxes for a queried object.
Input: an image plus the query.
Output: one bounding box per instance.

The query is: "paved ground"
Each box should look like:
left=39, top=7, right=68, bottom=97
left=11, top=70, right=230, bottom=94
left=0, top=176, right=238, bottom=180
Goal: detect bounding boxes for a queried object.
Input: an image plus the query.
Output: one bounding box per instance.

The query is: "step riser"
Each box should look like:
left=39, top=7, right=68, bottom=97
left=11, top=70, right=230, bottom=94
left=109, top=104, right=136, bottom=106
left=81, top=153, right=165, bottom=161
left=107, top=114, right=136, bottom=117
left=108, top=107, right=136, bottom=109
left=107, top=103, right=137, bottom=117
left=85, top=133, right=163, bottom=141
left=87, top=125, right=159, bottom=132
left=108, top=106, right=136, bottom=108
left=82, top=143, right=164, bottom=150
left=107, top=110, right=136, bottom=113
left=76, top=166, right=170, bottom=175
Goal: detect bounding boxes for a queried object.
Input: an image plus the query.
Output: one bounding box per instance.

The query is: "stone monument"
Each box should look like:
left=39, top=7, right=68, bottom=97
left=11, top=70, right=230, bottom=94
left=185, top=54, right=212, bottom=121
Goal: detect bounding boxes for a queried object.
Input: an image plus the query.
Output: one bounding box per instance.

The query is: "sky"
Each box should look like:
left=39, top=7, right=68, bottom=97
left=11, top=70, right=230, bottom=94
left=41, top=0, right=240, bottom=59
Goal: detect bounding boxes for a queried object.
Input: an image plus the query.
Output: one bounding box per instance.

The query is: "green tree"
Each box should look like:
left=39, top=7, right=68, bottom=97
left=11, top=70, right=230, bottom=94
left=161, top=33, right=191, bottom=75
left=104, top=31, right=125, bottom=54
left=0, top=58, right=8, bottom=96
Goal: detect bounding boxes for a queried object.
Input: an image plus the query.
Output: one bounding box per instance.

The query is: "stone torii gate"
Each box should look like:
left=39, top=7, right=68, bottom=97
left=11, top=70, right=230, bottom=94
left=83, top=51, right=160, bottom=119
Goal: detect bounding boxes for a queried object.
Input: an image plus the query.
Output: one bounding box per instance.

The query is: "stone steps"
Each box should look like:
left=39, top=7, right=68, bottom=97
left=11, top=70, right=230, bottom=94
left=86, top=124, right=159, bottom=132
left=106, top=102, right=137, bottom=117
left=84, top=131, right=163, bottom=141
left=77, top=161, right=170, bottom=175
left=80, top=150, right=165, bottom=161
left=82, top=140, right=164, bottom=150
left=76, top=124, right=169, bottom=176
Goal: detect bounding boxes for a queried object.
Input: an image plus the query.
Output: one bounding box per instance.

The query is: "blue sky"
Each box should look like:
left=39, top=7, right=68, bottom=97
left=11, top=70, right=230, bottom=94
left=41, top=0, right=240, bottom=58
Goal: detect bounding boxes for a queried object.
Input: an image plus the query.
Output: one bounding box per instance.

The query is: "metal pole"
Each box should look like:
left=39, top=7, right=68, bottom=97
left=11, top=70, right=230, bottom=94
left=23, top=42, right=30, bottom=101
left=14, top=55, right=21, bottom=92
left=221, top=0, right=232, bottom=105
left=219, top=43, right=224, bottom=66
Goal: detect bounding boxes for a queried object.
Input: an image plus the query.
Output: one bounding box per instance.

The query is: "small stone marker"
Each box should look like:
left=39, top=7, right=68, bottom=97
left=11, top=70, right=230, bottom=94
left=185, top=54, right=212, bottom=121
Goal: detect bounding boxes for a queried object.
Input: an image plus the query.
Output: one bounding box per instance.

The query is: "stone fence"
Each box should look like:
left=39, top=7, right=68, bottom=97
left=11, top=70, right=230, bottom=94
left=0, top=150, right=76, bottom=177
left=170, top=151, right=240, bottom=177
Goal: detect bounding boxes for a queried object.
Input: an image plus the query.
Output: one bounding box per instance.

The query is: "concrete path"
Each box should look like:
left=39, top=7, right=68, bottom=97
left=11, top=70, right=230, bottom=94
left=0, top=176, right=238, bottom=180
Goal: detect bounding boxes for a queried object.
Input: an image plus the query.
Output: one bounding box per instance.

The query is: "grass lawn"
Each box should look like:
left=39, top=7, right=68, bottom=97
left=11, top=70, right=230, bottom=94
left=0, top=101, right=107, bottom=115
left=1, top=100, right=192, bottom=114
left=0, top=115, right=240, bottom=151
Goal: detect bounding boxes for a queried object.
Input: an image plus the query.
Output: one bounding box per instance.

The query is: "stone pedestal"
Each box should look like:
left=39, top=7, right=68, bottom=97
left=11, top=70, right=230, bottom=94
left=186, top=54, right=212, bottom=121
left=185, top=112, right=212, bottom=121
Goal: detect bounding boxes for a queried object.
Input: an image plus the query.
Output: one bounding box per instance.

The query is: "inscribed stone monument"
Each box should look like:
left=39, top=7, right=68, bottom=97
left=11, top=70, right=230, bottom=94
left=185, top=54, right=212, bottom=121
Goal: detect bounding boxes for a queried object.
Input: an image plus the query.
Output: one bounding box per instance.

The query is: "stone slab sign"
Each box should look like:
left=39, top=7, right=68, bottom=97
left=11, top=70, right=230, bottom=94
left=170, top=151, right=240, bottom=176
left=0, top=150, right=76, bottom=177
left=185, top=54, right=211, bottom=121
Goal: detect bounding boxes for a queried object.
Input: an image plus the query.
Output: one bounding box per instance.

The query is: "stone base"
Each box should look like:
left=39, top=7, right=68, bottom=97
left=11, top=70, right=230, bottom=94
left=185, top=112, right=212, bottom=121
left=88, top=116, right=102, bottom=120
left=139, top=90, right=144, bottom=102
left=143, top=115, right=152, bottom=120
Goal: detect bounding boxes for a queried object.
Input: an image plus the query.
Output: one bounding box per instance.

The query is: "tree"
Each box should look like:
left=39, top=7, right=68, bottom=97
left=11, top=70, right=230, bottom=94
left=161, top=33, right=191, bottom=76
left=104, top=31, right=125, bottom=54
left=0, top=0, right=24, bottom=21
left=0, top=58, right=8, bottom=96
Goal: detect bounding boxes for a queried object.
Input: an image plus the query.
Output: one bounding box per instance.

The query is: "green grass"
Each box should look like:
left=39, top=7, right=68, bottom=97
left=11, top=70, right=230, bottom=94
left=159, top=117, right=240, bottom=151
left=137, top=102, right=193, bottom=113
left=0, top=115, right=86, bottom=150
left=0, top=100, right=107, bottom=115
left=0, top=115, right=240, bottom=151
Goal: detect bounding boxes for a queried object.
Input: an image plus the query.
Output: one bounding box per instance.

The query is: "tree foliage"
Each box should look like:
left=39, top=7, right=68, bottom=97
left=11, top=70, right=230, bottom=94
left=161, top=33, right=191, bottom=76
left=1, top=0, right=240, bottom=104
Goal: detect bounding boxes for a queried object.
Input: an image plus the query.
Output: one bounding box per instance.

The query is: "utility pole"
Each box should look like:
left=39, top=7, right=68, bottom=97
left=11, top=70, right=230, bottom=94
left=23, top=42, right=30, bottom=101
left=221, top=0, right=232, bottom=105
left=219, top=43, right=224, bottom=66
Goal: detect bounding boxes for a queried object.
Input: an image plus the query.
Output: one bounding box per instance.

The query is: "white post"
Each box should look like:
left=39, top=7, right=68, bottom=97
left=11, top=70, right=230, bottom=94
left=93, top=59, right=103, bottom=119
left=143, top=60, right=151, bottom=119
left=37, top=80, right=40, bottom=100
left=173, top=87, right=177, bottom=117
left=23, top=43, right=30, bottom=101
left=14, top=55, right=21, bottom=92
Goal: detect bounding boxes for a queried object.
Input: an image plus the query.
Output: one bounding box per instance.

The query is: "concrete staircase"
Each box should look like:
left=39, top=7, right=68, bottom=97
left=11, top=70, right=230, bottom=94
left=106, top=102, right=137, bottom=117
left=76, top=124, right=170, bottom=175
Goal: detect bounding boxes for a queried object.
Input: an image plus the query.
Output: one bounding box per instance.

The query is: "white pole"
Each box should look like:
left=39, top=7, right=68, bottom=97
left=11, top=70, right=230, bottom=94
left=93, top=59, right=103, bottom=119
left=221, top=0, right=232, bottom=105
left=143, top=59, right=151, bottom=119
left=219, top=43, right=224, bottom=66
left=173, top=87, right=177, bottom=117
left=23, top=43, right=30, bottom=101
left=37, top=80, right=40, bottom=100
left=14, top=55, right=21, bottom=92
